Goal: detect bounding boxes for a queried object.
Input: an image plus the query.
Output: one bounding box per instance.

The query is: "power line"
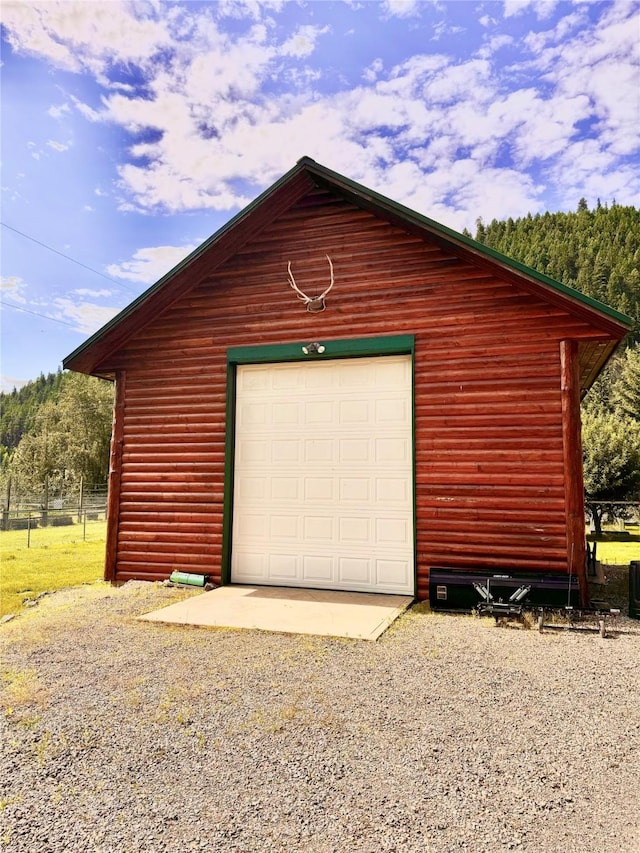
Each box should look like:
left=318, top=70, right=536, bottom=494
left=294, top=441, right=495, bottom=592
left=1, top=221, right=137, bottom=293
left=0, top=299, right=85, bottom=329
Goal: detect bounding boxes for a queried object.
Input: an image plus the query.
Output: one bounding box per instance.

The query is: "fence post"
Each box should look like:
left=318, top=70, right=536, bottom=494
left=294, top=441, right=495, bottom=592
left=78, top=476, right=84, bottom=523
left=27, top=514, right=32, bottom=548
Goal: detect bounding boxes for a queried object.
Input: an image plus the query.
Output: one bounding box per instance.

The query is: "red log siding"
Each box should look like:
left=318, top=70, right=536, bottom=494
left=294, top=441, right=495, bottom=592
left=101, top=188, right=604, bottom=594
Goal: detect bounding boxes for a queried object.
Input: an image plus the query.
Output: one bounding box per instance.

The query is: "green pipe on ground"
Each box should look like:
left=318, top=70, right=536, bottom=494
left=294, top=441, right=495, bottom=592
left=169, top=571, right=207, bottom=587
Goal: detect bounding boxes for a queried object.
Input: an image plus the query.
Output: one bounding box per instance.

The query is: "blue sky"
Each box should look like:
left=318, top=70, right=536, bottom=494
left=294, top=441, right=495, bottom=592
left=1, top=0, right=638, bottom=391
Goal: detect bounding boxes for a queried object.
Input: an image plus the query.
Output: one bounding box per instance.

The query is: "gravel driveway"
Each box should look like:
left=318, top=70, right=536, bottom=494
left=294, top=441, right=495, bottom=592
left=1, top=581, right=639, bottom=853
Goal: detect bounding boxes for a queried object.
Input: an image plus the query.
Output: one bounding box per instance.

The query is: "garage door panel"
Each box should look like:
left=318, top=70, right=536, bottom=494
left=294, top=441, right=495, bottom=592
left=339, top=400, right=370, bottom=423
left=376, top=559, right=411, bottom=588
left=271, top=477, right=300, bottom=500
left=305, top=438, right=335, bottom=463
left=376, top=477, right=410, bottom=503
left=236, top=512, right=268, bottom=539
left=339, top=478, right=370, bottom=502
left=305, top=365, right=336, bottom=388
left=339, top=558, right=370, bottom=584
left=272, top=440, right=301, bottom=463
left=272, top=365, right=305, bottom=389
left=338, top=361, right=372, bottom=387
left=268, top=554, right=298, bottom=579
left=303, top=555, right=333, bottom=581
left=232, top=551, right=266, bottom=579
left=305, top=400, right=334, bottom=423
left=304, top=478, right=335, bottom=501
left=273, top=402, right=300, bottom=425
left=236, top=476, right=266, bottom=500
left=339, top=438, right=370, bottom=463
left=237, top=440, right=269, bottom=463
left=376, top=396, right=410, bottom=424
left=376, top=517, right=409, bottom=544
left=375, top=436, right=411, bottom=463
left=303, top=515, right=334, bottom=541
left=232, top=356, right=414, bottom=594
left=269, top=514, right=299, bottom=539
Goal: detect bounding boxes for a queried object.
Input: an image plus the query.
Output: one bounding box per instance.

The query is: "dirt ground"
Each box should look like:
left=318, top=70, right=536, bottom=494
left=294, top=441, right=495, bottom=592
left=1, top=580, right=639, bottom=852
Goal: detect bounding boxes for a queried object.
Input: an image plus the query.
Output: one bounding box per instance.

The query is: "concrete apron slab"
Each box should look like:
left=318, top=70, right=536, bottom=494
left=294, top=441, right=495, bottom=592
left=139, top=585, right=414, bottom=641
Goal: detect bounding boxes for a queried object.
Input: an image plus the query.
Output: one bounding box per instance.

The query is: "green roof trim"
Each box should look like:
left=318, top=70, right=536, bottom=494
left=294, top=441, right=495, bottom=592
left=63, top=157, right=633, bottom=371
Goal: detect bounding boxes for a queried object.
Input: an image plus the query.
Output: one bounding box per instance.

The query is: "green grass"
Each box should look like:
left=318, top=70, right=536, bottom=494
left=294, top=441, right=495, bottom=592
left=588, top=539, right=640, bottom=565
left=587, top=524, right=640, bottom=565
left=1, top=517, right=636, bottom=619
left=0, top=522, right=107, bottom=617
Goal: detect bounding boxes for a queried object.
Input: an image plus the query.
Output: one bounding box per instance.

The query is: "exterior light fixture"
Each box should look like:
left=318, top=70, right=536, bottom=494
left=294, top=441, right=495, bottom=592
left=302, top=342, right=325, bottom=355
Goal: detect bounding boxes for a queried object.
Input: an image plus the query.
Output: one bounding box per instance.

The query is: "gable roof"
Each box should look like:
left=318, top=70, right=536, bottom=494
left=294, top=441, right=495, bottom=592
left=63, top=156, right=633, bottom=384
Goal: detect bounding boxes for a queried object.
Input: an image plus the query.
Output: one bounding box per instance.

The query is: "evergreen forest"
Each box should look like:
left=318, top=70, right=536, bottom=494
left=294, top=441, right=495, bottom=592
left=470, top=198, right=640, bottom=340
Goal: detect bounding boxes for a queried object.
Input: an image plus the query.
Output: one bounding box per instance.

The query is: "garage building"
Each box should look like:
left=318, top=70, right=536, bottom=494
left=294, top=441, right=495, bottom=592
left=63, top=158, right=632, bottom=605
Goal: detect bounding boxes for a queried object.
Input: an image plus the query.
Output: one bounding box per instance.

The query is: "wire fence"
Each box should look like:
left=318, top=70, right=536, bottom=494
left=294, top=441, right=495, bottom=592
left=0, top=507, right=107, bottom=547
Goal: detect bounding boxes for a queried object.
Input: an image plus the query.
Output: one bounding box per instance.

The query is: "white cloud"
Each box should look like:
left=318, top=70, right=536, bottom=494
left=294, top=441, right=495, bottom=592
left=423, top=58, right=493, bottom=104
left=432, top=21, right=465, bottom=42
left=503, top=0, right=559, bottom=19
left=280, top=25, right=328, bottom=58
left=1, top=0, right=637, bottom=232
left=363, top=58, right=384, bottom=83
left=48, top=103, right=70, bottom=119
left=73, top=288, right=113, bottom=297
left=215, top=0, right=285, bottom=20
left=547, top=138, right=639, bottom=208
left=522, top=10, right=586, bottom=53
left=1, top=276, right=27, bottom=304
left=381, top=0, right=422, bottom=18
left=53, top=298, right=121, bottom=335
left=1, top=1, right=173, bottom=75
left=477, top=34, right=513, bottom=60
left=47, top=140, right=70, bottom=152
left=107, top=244, right=200, bottom=284
left=520, top=1, right=640, bottom=193
left=1, top=375, right=31, bottom=393
left=71, top=96, right=103, bottom=122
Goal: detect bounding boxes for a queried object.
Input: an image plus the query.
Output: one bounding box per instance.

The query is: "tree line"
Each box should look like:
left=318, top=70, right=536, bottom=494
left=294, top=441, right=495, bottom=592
left=469, top=198, right=640, bottom=341
left=1, top=371, right=114, bottom=509
left=1, top=199, right=639, bottom=524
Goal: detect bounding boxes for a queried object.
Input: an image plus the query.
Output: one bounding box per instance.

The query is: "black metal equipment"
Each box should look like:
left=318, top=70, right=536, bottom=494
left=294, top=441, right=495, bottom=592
left=429, top=567, right=580, bottom=613
left=429, top=566, right=624, bottom=636
left=630, top=561, right=640, bottom=620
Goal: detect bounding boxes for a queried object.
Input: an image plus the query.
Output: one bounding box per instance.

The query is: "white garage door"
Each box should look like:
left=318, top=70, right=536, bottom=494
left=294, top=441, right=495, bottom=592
left=231, top=355, right=414, bottom=594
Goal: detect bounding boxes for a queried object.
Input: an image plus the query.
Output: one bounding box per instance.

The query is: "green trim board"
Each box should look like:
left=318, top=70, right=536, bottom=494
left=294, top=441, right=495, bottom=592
left=220, top=359, right=238, bottom=585
left=226, top=334, right=415, bottom=365
left=221, top=334, right=417, bottom=591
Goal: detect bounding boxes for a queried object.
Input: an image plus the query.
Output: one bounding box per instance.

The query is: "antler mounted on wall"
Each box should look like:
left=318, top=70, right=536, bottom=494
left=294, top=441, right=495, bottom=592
left=287, top=254, right=334, bottom=313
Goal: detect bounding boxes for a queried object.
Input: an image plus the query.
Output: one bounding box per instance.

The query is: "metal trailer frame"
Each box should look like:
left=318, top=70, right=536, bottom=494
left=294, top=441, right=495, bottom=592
left=429, top=567, right=621, bottom=636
